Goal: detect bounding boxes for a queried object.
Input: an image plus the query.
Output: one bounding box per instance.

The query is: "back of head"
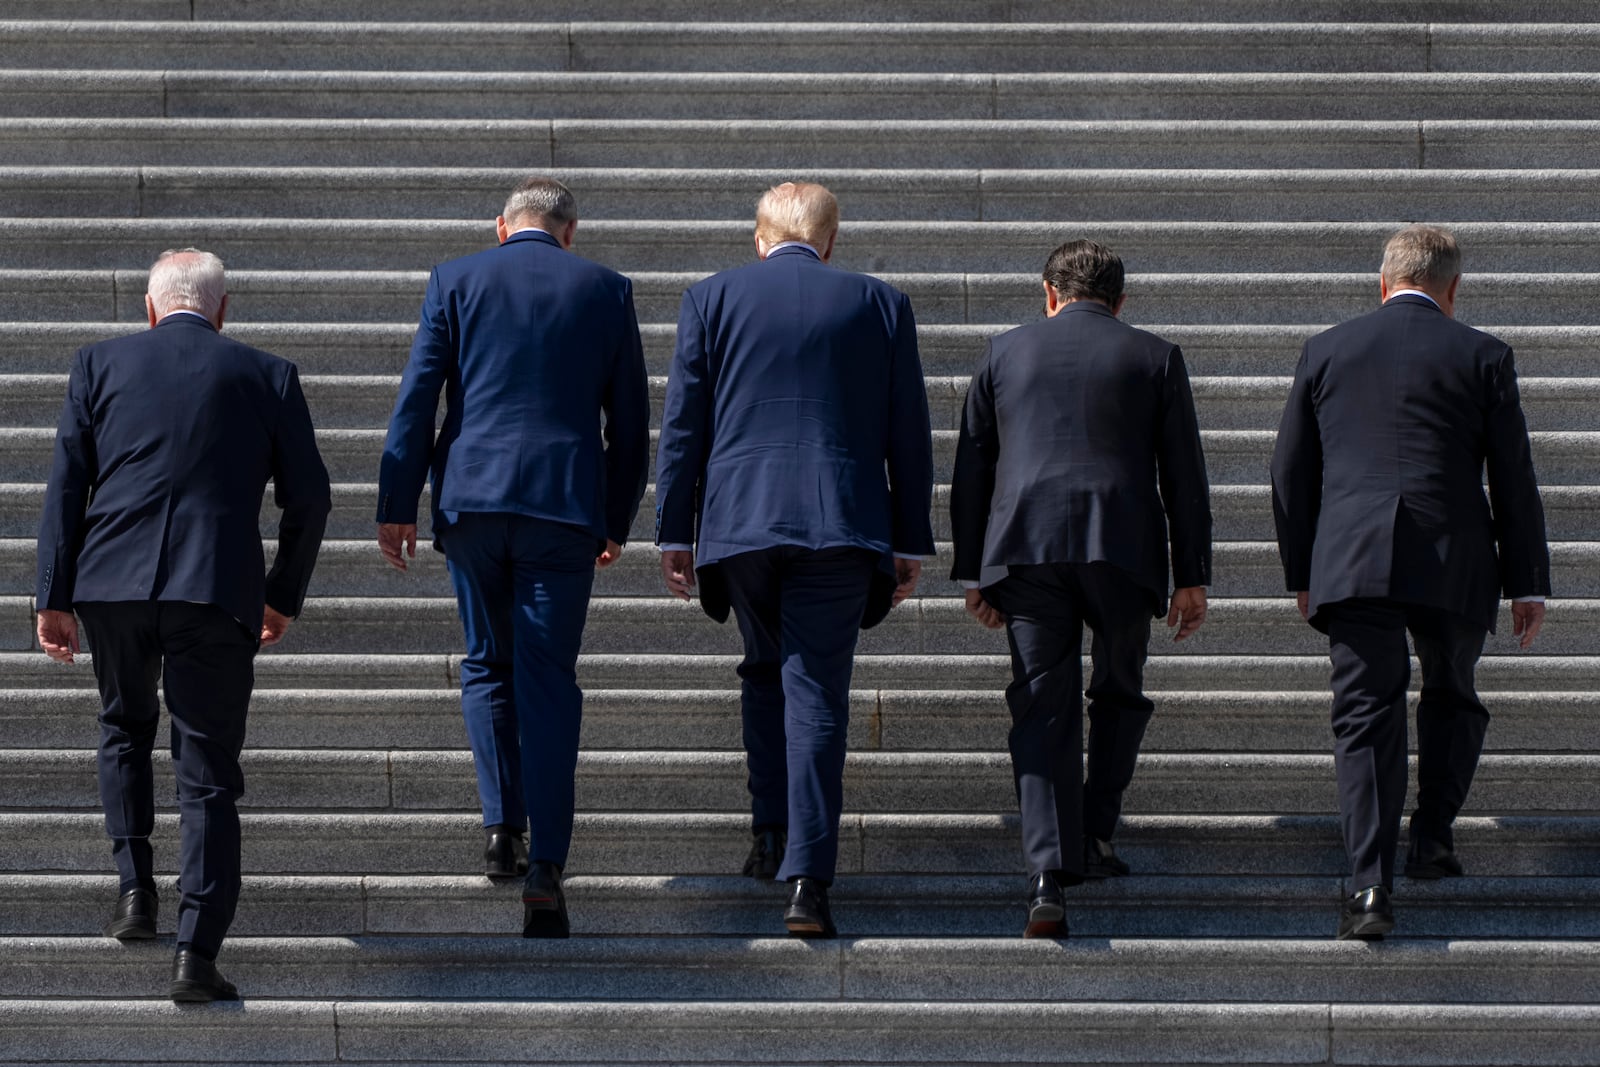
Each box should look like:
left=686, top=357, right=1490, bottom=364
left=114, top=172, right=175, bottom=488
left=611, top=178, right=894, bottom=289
left=1380, top=224, right=1461, bottom=290
left=755, top=181, right=839, bottom=248
left=1042, top=239, right=1124, bottom=305
left=147, top=248, right=226, bottom=321
left=503, top=176, right=578, bottom=232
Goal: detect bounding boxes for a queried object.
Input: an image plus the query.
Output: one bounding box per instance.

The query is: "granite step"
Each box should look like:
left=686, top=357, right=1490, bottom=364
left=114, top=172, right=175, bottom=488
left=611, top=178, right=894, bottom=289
left=8, top=268, right=1599, bottom=326
left=7, top=70, right=1600, bottom=122
left=2, top=997, right=1598, bottom=1067
left=5, top=810, right=1593, bottom=877
left=3, top=872, right=1596, bottom=940
left=10, top=117, right=1600, bottom=170
left=5, top=935, right=1600, bottom=1003
left=5, top=322, right=1598, bottom=379
left=2, top=594, right=1589, bottom=657
left=5, top=747, right=1596, bottom=817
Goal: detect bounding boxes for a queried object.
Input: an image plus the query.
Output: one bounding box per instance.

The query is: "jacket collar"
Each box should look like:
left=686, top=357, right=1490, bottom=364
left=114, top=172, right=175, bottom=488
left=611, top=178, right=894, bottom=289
left=155, top=312, right=218, bottom=333
left=1053, top=299, right=1117, bottom=320
left=766, top=244, right=821, bottom=262
left=1383, top=292, right=1443, bottom=313
left=503, top=228, right=563, bottom=249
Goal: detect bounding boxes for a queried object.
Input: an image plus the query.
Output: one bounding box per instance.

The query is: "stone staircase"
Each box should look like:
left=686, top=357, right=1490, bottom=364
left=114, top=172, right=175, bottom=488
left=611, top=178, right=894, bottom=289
left=2, top=2, right=1599, bottom=1063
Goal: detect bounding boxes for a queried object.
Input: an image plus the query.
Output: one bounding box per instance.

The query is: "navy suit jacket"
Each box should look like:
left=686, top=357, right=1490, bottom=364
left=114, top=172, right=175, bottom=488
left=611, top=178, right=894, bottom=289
left=36, top=314, right=331, bottom=631
left=949, top=301, right=1213, bottom=614
left=377, top=229, right=650, bottom=550
left=1271, top=294, right=1551, bottom=632
left=654, top=245, right=936, bottom=628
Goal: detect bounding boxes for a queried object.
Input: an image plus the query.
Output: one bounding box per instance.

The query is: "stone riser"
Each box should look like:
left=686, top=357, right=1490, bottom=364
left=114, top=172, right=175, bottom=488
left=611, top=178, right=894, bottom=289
left=4, top=686, right=1595, bottom=754
left=9, top=70, right=1600, bottom=122
left=8, top=118, right=1600, bottom=170
left=2, top=873, right=1595, bottom=941
left=6, top=811, right=1593, bottom=877
left=5, top=747, right=1595, bottom=816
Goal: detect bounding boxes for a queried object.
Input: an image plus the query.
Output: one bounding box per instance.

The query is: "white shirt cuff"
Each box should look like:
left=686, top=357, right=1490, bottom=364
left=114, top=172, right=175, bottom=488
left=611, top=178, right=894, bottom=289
left=960, top=580, right=981, bottom=590
left=658, top=543, right=693, bottom=553
left=893, top=553, right=922, bottom=560
left=1514, top=596, right=1546, bottom=603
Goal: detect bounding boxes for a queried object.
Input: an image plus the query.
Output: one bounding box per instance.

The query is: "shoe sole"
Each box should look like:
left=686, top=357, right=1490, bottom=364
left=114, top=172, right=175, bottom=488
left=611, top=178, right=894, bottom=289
left=485, top=865, right=527, bottom=880
left=1403, top=861, right=1461, bottom=881
left=103, top=919, right=157, bottom=940
left=522, top=899, right=570, bottom=939
left=1338, top=914, right=1396, bottom=941
left=784, top=915, right=836, bottom=939
left=169, top=981, right=239, bottom=1003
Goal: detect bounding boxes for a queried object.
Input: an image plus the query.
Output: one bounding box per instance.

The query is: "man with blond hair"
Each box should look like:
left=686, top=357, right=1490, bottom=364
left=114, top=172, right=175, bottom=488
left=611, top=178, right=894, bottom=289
left=655, top=182, right=934, bottom=937
left=36, top=248, right=331, bottom=1000
left=1272, top=224, right=1550, bottom=940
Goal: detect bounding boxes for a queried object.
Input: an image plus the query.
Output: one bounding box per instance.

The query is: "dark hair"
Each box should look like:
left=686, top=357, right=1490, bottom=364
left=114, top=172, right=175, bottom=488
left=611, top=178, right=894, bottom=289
left=1042, top=240, right=1124, bottom=305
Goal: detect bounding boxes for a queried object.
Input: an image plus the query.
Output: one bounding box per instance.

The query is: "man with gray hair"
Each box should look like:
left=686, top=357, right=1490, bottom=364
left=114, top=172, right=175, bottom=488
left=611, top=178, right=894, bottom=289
left=378, top=177, right=649, bottom=938
left=36, top=248, right=331, bottom=1000
left=1272, top=224, right=1550, bottom=940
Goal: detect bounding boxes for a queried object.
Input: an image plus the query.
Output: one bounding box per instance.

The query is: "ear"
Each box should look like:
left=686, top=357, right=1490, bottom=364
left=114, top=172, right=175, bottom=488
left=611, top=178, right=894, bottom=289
left=1446, top=274, right=1461, bottom=304
left=818, top=229, right=837, bottom=264
left=1109, top=293, right=1127, bottom=318
left=1042, top=281, right=1060, bottom=317
left=145, top=294, right=158, bottom=329
left=559, top=218, right=578, bottom=250
left=755, top=233, right=770, bottom=260
left=213, top=293, right=228, bottom=331
left=495, top=216, right=511, bottom=245
left=1379, top=274, right=1392, bottom=303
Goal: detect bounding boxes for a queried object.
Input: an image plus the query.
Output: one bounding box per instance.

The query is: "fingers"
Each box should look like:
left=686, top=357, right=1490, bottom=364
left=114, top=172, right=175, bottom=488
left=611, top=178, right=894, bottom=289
left=1518, top=607, right=1544, bottom=649
left=379, top=535, right=407, bottom=572
left=259, top=627, right=281, bottom=647
left=1166, top=604, right=1180, bottom=629
left=596, top=541, right=623, bottom=568
left=405, top=529, right=417, bottom=559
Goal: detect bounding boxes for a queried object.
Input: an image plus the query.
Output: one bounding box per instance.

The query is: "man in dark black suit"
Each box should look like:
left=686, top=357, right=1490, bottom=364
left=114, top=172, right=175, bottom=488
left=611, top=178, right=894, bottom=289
left=1271, top=224, right=1550, bottom=940
left=950, top=240, right=1212, bottom=939
left=36, top=248, right=331, bottom=1001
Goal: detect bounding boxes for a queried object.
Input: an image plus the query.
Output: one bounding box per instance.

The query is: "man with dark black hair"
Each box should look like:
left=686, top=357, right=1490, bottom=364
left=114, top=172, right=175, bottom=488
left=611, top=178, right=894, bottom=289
left=950, top=240, right=1212, bottom=939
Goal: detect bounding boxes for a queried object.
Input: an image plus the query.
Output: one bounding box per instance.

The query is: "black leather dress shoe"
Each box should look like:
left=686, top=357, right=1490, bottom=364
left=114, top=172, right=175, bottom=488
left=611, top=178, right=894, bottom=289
left=484, top=825, right=529, bottom=879
left=170, top=950, right=239, bottom=1003
left=783, top=877, right=836, bottom=939
left=742, top=828, right=786, bottom=881
left=1023, top=872, right=1068, bottom=940
left=1404, top=835, right=1465, bottom=880
left=1337, top=885, right=1395, bottom=941
left=103, top=887, right=158, bottom=941
left=521, top=861, right=569, bottom=939
left=1084, top=837, right=1130, bottom=879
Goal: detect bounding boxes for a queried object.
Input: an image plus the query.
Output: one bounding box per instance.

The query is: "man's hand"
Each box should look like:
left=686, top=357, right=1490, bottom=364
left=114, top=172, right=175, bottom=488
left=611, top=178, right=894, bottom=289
left=1512, top=600, right=1545, bottom=650
left=260, top=606, right=292, bottom=647
left=1296, top=591, right=1310, bottom=621
left=964, top=587, right=1003, bottom=629
left=661, top=549, right=696, bottom=601
left=893, top=557, right=922, bottom=606
left=37, top=609, right=79, bottom=664
left=596, top=540, right=623, bottom=569
left=378, top=523, right=418, bottom=572
left=1167, top=586, right=1208, bottom=641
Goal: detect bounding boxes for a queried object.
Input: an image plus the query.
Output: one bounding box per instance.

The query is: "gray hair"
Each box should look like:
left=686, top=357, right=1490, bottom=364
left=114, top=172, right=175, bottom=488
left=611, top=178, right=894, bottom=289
left=1380, top=224, right=1462, bottom=288
left=147, top=248, right=226, bottom=319
left=502, top=176, right=577, bottom=229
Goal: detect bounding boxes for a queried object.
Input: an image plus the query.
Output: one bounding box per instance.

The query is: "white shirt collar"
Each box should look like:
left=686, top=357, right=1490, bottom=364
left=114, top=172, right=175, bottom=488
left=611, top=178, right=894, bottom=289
left=1387, top=288, right=1441, bottom=309
left=159, top=309, right=213, bottom=324
left=510, top=225, right=556, bottom=239
left=766, top=241, right=820, bottom=258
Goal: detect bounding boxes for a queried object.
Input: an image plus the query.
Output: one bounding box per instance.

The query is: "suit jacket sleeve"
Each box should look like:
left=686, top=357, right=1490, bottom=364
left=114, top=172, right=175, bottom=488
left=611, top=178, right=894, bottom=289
left=654, top=290, right=712, bottom=547
left=601, top=279, right=651, bottom=545
left=264, top=365, right=332, bottom=618
left=377, top=268, right=453, bottom=524
left=1483, top=345, right=1552, bottom=598
left=1156, top=346, right=1213, bottom=589
left=35, top=347, right=97, bottom=613
left=885, top=293, right=936, bottom=557
left=948, top=341, right=998, bottom=582
left=1270, top=343, right=1323, bottom=592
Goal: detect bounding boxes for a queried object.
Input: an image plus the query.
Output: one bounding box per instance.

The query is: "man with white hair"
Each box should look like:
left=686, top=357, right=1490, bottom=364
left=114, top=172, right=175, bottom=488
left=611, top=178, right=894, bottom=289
left=1272, top=224, right=1550, bottom=940
left=655, top=181, right=935, bottom=937
left=377, top=177, right=649, bottom=938
left=36, top=248, right=331, bottom=1000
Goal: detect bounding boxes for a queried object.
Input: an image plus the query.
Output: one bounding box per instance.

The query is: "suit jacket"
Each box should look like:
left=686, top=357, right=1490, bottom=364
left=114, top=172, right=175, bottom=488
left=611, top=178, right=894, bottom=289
left=36, top=314, right=331, bottom=632
left=377, top=229, right=650, bottom=551
left=1270, top=294, right=1551, bottom=632
left=949, top=301, right=1212, bottom=614
left=654, top=245, right=936, bottom=628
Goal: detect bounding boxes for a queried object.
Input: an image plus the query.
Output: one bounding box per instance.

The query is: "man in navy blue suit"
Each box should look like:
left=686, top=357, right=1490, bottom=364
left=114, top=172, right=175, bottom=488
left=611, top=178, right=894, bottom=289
left=1272, top=225, right=1550, bottom=940
left=377, top=177, right=649, bottom=938
left=655, top=182, right=935, bottom=937
left=36, top=248, right=331, bottom=1001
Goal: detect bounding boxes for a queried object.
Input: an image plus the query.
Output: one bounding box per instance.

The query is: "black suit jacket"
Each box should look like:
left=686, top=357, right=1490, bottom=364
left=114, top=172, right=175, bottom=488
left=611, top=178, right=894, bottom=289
left=36, top=315, right=332, bottom=631
left=1270, top=294, right=1550, bottom=632
left=949, top=301, right=1212, bottom=615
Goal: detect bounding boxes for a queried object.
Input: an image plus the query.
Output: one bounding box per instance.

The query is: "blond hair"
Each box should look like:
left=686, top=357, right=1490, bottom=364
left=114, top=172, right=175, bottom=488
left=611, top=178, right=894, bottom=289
left=1381, top=224, right=1461, bottom=288
left=755, top=181, right=839, bottom=248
